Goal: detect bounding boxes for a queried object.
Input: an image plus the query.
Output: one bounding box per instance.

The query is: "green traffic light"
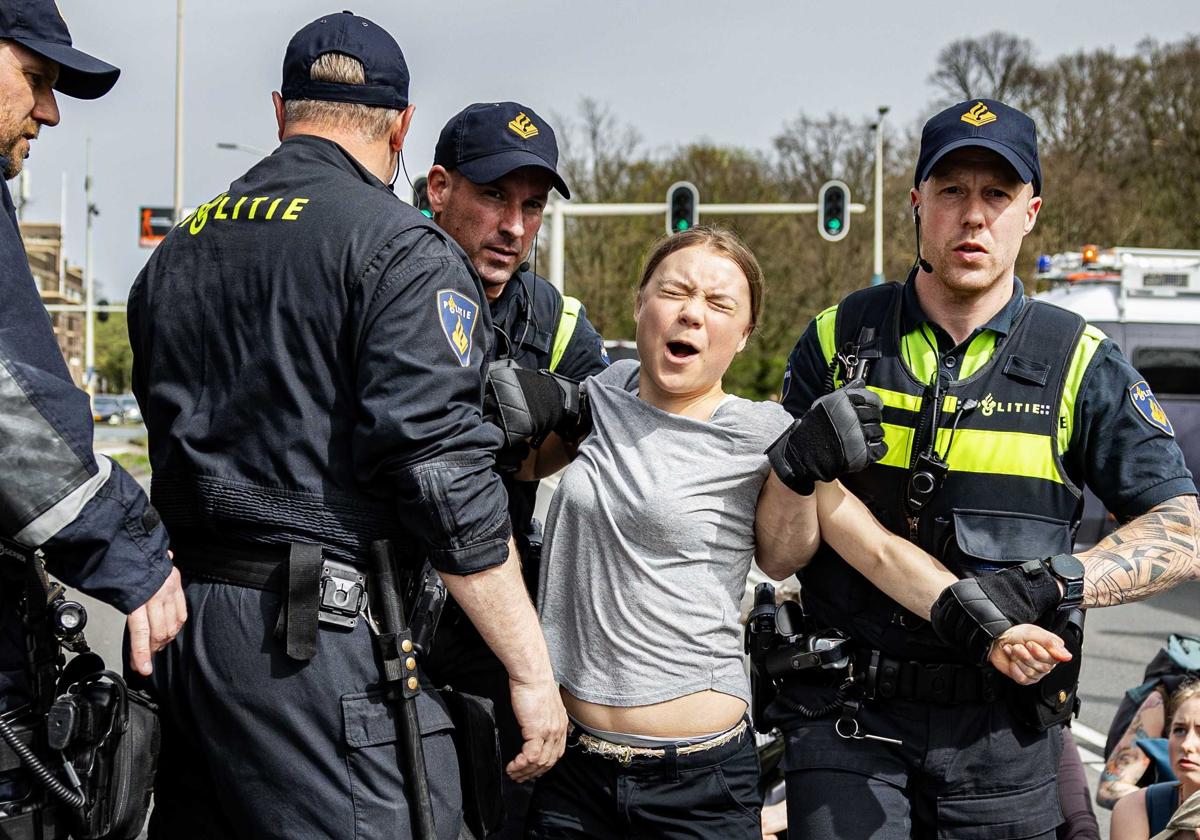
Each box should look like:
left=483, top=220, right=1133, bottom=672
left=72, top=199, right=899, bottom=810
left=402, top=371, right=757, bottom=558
left=676, top=219, right=690, bottom=231
left=827, top=218, right=842, bottom=232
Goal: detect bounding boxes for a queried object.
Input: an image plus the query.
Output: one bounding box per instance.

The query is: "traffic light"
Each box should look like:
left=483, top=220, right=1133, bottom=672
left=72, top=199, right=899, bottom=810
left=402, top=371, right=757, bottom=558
left=97, top=298, right=109, bottom=324
left=666, top=181, right=699, bottom=234
left=818, top=180, right=850, bottom=242
left=412, top=176, right=432, bottom=218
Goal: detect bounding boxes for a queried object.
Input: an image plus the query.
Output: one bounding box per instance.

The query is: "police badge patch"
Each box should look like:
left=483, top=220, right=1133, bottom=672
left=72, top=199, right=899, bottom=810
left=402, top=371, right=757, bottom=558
left=1129, top=379, right=1174, bottom=436
left=437, top=289, right=479, bottom=367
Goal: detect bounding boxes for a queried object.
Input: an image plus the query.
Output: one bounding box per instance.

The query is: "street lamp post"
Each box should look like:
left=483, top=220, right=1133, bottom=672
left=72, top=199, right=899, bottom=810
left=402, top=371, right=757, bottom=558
left=173, top=0, right=184, bottom=224
left=871, top=105, right=889, bottom=286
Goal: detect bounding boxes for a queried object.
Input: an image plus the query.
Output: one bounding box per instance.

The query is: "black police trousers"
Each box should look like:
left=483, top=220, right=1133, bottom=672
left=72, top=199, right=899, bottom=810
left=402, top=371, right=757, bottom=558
left=143, top=577, right=463, bottom=840
left=777, top=687, right=1062, bottom=840
left=525, top=720, right=762, bottom=839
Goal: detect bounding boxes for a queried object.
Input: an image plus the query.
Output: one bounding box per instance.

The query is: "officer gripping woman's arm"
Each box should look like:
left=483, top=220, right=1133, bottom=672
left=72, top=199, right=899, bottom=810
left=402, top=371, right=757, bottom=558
left=754, top=383, right=1070, bottom=683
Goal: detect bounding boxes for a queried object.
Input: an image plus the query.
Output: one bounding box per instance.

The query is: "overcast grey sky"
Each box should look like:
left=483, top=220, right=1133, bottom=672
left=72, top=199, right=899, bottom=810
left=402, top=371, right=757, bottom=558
left=21, top=0, right=1200, bottom=301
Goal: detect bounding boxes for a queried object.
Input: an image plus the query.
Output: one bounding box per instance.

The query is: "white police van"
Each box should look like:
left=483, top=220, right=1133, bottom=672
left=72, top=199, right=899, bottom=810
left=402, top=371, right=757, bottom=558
left=1036, top=246, right=1200, bottom=546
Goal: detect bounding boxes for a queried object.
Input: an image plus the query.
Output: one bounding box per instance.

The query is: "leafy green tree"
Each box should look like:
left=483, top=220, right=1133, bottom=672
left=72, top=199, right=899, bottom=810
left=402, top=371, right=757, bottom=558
left=94, top=312, right=132, bottom=394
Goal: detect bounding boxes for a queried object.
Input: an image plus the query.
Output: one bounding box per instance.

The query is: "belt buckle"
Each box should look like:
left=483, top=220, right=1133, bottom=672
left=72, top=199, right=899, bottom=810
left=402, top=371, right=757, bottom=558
left=318, top=560, right=367, bottom=629
left=914, top=663, right=953, bottom=704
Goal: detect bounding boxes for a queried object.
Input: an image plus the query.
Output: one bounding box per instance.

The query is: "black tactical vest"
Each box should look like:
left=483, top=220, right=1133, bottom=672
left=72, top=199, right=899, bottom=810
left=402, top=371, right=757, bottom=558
left=801, top=282, right=1088, bottom=662
left=490, top=270, right=565, bottom=372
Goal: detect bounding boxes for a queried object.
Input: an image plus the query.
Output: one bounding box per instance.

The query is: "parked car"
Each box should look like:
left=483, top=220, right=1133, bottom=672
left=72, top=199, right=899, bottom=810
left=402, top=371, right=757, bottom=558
left=117, top=394, right=142, bottom=424
left=91, top=395, right=123, bottom=425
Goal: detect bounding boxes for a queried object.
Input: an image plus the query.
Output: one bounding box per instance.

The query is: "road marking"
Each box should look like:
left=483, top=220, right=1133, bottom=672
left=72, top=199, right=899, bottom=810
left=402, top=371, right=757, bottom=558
left=1077, top=744, right=1106, bottom=768
left=1072, top=721, right=1109, bottom=751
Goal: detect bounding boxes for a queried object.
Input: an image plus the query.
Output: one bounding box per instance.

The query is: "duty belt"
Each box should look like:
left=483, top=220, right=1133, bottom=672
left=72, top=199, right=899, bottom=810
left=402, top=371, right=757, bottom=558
left=864, top=653, right=1002, bottom=705
left=172, top=541, right=368, bottom=662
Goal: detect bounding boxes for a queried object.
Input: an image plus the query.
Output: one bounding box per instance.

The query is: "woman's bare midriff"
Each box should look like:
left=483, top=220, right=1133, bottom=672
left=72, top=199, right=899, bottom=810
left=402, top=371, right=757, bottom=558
left=563, top=689, right=747, bottom=738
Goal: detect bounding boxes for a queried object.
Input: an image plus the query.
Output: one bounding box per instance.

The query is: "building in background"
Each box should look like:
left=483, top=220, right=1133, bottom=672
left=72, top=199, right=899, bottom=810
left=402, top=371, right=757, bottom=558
left=21, top=221, right=85, bottom=386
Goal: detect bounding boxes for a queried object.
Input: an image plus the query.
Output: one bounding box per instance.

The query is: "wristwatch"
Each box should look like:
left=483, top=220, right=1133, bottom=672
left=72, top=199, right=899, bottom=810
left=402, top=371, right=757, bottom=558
left=1045, top=553, right=1085, bottom=609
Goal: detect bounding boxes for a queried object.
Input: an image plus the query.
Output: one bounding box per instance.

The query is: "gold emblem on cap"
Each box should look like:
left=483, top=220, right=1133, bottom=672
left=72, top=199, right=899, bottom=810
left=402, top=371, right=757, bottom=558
left=508, top=113, right=540, bottom=140
left=960, top=102, right=998, bottom=127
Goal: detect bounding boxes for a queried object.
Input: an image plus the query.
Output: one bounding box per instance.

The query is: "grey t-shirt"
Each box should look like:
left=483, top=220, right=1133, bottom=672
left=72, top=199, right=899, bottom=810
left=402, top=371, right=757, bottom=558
left=538, top=359, right=793, bottom=707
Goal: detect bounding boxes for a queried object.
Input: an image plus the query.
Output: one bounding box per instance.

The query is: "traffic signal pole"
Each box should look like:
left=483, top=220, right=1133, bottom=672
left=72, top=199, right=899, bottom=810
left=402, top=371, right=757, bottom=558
left=543, top=197, right=865, bottom=292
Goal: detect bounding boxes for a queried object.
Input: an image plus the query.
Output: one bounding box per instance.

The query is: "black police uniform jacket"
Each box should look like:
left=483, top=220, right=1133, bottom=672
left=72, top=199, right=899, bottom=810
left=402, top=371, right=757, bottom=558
left=1, top=155, right=169, bottom=710
left=128, top=136, right=510, bottom=575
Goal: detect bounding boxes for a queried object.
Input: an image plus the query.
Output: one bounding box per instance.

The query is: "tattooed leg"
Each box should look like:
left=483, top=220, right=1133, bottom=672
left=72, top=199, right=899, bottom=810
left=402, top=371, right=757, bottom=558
left=1078, top=495, right=1200, bottom=608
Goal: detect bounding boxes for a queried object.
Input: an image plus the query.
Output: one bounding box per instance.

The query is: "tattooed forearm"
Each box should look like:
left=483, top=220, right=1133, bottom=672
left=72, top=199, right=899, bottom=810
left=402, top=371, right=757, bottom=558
left=1096, top=689, right=1164, bottom=808
left=1078, top=495, right=1200, bottom=608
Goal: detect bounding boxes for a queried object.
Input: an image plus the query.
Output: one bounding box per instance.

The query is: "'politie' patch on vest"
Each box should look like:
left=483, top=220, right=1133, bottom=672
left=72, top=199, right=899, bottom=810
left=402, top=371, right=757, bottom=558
left=1129, top=379, right=1174, bottom=436
left=437, top=290, right=479, bottom=367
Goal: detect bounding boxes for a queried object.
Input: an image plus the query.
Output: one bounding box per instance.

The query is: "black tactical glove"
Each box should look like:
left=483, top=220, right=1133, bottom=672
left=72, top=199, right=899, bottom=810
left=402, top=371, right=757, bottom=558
left=929, top=559, right=1065, bottom=664
left=766, top=379, right=887, bottom=495
left=483, top=360, right=585, bottom=449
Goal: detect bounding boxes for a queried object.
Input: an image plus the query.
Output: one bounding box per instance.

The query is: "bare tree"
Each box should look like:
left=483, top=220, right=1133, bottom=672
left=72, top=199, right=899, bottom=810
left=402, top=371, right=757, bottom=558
left=929, top=32, right=1037, bottom=103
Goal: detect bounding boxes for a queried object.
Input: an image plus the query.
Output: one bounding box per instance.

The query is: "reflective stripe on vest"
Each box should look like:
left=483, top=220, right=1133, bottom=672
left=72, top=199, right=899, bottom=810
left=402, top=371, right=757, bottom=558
left=549, top=295, right=583, bottom=372
left=816, top=293, right=1103, bottom=487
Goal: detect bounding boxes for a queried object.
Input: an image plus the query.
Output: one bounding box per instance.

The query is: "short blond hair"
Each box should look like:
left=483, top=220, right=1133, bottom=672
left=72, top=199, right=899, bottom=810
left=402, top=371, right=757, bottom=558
left=284, top=52, right=399, bottom=141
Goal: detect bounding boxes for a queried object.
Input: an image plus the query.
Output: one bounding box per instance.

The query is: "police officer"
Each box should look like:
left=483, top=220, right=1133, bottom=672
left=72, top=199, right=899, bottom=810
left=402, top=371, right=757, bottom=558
left=0, top=1, right=184, bottom=817
left=128, top=13, right=565, bottom=839
left=765, top=99, right=1199, bottom=838
left=424, top=101, right=607, bottom=838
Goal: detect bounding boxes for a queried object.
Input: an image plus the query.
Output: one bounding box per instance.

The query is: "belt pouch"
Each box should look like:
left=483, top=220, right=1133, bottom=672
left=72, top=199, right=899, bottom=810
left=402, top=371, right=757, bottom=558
left=439, top=689, right=504, bottom=838
left=79, top=685, right=160, bottom=840
left=1008, top=607, right=1084, bottom=731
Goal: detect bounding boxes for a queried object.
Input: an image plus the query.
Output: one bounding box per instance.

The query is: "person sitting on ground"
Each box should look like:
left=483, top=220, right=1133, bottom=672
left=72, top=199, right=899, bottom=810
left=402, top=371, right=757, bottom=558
left=1113, top=680, right=1200, bottom=840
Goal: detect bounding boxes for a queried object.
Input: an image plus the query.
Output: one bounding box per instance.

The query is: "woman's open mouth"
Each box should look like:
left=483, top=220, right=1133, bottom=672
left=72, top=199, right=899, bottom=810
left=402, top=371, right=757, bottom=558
left=665, top=340, right=700, bottom=363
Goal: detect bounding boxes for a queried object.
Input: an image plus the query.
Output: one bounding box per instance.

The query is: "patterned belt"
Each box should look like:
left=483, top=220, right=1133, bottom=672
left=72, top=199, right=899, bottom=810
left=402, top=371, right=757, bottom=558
left=575, top=719, right=748, bottom=766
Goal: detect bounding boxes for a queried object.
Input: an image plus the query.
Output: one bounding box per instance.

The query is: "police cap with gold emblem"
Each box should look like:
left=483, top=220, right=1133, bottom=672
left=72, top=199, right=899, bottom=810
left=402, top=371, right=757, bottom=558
left=915, top=98, right=1041, bottom=195
left=281, top=10, right=408, bottom=110
left=434, top=102, right=570, bottom=199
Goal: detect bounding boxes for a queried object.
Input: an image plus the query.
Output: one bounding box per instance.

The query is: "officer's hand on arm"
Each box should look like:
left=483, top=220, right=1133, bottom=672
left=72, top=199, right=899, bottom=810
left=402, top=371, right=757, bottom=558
left=126, top=562, right=187, bottom=676
left=929, top=559, right=1066, bottom=664
left=483, top=361, right=587, bottom=450
left=766, top=379, right=887, bottom=496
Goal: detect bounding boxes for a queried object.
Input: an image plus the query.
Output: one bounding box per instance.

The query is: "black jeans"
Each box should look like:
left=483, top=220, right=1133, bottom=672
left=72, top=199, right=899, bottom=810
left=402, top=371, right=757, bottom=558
left=775, top=687, right=1063, bottom=840
left=526, top=721, right=762, bottom=839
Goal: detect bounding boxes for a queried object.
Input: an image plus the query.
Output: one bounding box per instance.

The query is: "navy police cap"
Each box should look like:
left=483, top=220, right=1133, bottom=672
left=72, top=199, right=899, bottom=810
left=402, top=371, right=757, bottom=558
left=435, top=102, right=571, bottom=199
left=0, top=0, right=119, bottom=99
left=281, top=11, right=409, bottom=110
left=915, top=99, right=1041, bottom=196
